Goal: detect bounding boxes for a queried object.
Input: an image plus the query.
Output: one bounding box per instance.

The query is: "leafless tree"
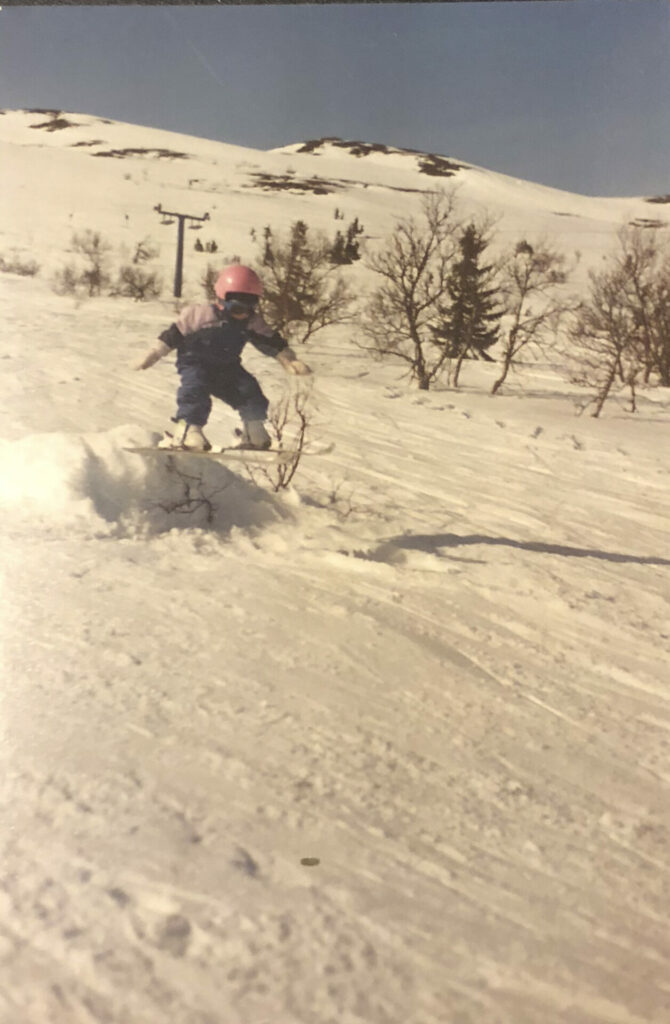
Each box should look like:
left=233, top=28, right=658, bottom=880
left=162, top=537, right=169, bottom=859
left=565, top=228, right=670, bottom=416
left=609, top=226, right=670, bottom=387
left=491, top=239, right=576, bottom=395
left=360, top=189, right=463, bottom=390
left=568, top=265, right=642, bottom=416
left=649, top=267, right=670, bottom=387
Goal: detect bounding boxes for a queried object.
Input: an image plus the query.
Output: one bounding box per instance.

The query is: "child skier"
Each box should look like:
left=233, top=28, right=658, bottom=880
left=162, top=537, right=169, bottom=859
left=133, top=265, right=311, bottom=450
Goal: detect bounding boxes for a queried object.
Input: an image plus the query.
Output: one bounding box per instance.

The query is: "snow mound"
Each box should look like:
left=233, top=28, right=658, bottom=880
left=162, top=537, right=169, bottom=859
left=0, top=426, right=287, bottom=536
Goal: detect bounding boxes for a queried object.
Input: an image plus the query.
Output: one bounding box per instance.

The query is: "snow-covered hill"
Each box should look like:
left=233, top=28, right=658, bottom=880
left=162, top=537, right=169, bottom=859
left=2, top=107, right=669, bottom=287
left=1, top=110, right=669, bottom=1024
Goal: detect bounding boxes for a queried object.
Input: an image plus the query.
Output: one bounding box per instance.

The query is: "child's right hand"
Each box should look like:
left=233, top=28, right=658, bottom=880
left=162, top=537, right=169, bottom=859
left=285, top=358, right=312, bottom=376
left=132, top=341, right=170, bottom=370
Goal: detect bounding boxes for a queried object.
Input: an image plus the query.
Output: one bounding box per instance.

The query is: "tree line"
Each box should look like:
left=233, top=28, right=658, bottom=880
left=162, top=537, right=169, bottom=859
left=39, top=188, right=670, bottom=418
left=219, top=189, right=669, bottom=417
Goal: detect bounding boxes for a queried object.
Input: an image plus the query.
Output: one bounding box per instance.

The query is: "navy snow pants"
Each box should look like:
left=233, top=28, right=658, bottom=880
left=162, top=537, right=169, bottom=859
left=175, top=361, right=269, bottom=427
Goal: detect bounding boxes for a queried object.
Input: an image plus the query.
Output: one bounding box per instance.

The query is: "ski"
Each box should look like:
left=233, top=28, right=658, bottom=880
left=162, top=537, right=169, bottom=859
left=124, top=445, right=304, bottom=463
left=123, top=444, right=333, bottom=464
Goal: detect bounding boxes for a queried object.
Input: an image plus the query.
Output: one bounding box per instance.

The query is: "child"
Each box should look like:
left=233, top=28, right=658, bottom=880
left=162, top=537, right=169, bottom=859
left=134, top=265, right=311, bottom=449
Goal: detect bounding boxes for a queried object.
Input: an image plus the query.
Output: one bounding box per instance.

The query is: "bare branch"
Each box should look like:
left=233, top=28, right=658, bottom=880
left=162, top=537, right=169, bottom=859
left=243, top=382, right=314, bottom=492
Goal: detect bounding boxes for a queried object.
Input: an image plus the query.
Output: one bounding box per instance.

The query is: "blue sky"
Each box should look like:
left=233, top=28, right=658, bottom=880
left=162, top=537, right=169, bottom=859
left=1, top=1, right=669, bottom=197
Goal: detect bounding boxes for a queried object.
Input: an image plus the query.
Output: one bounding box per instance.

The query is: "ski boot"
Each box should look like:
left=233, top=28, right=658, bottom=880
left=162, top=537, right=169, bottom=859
left=163, top=420, right=211, bottom=451
left=236, top=419, right=272, bottom=450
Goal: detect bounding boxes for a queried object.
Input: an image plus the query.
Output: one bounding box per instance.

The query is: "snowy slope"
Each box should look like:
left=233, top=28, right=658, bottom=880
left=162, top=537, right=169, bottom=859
left=2, top=107, right=669, bottom=286
left=1, top=112, right=669, bottom=1024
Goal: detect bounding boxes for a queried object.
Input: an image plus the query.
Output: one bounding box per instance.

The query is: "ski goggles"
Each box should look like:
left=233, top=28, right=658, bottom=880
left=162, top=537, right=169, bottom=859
left=224, top=294, right=258, bottom=316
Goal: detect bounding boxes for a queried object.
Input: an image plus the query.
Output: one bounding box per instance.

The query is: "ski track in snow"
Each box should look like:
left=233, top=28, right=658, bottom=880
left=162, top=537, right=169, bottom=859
left=1, top=118, right=670, bottom=1023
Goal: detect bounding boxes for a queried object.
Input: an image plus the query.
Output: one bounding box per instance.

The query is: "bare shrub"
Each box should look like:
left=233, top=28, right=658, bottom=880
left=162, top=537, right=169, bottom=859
left=52, top=230, right=112, bottom=297
left=201, top=263, right=218, bottom=301
left=0, top=251, right=40, bottom=277
left=51, top=232, right=166, bottom=302
left=131, top=237, right=159, bottom=265
left=151, top=463, right=232, bottom=526
left=52, top=263, right=80, bottom=296
left=243, top=383, right=313, bottom=492
left=112, top=265, right=163, bottom=301
left=303, top=479, right=377, bottom=521
left=71, top=230, right=112, bottom=296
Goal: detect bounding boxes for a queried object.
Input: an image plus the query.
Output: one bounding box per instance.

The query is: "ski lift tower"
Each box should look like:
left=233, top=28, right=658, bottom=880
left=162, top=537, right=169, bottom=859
left=154, top=203, right=210, bottom=299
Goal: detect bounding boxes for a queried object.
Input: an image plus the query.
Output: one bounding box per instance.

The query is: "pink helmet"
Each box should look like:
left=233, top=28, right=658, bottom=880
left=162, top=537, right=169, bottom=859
left=214, top=265, right=263, bottom=300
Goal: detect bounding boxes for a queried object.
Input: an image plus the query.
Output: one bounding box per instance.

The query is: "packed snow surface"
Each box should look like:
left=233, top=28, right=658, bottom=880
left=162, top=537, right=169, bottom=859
left=1, top=112, right=669, bottom=1024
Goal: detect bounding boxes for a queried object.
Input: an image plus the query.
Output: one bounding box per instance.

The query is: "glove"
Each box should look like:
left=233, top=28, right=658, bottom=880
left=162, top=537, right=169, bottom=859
left=277, top=347, right=312, bottom=376
left=133, top=341, right=170, bottom=371
left=285, top=358, right=312, bottom=376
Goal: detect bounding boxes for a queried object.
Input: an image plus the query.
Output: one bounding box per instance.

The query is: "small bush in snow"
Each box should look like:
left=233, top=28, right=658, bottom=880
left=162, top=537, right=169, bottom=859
left=51, top=232, right=166, bottom=302
left=151, top=463, right=232, bottom=526
left=131, top=237, right=160, bottom=265
left=71, top=230, right=112, bottom=296
left=243, top=383, right=314, bottom=492
left=112, top=265, right=163, bottom=301
left=52, top=262, right=81, bottom=296
left=52, top=230, right=113, bottom=298
left=0, top=251, right=40, bottom=277
left=201, top=263, right=218, bottom=301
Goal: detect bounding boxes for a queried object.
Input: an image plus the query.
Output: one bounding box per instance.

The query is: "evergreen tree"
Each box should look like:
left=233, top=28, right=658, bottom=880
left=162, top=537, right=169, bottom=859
left=328, top=219, right=364, bottom=265
left=256, top=219, right=354, bottom=343
left=261, top=226, right=274, bottom=267
left=329, top=231, right=347, bottom=265
left=435, top=222, right=502, bottom=385
left=344, top=218, right=363, bottom=263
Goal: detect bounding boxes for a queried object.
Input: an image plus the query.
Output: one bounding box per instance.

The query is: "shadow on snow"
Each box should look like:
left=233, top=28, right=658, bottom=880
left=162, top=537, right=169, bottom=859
left=357, top=532, right=670, bottom=567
